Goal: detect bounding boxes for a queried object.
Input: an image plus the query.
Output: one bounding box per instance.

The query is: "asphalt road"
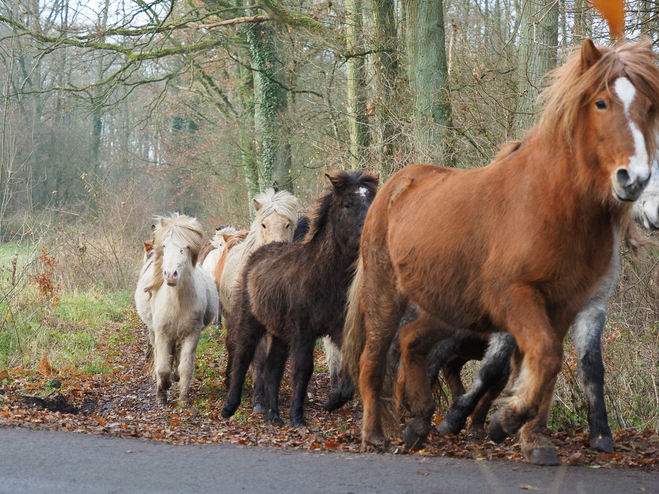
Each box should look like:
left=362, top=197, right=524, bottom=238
left=1, top=428, right=657, bottom=493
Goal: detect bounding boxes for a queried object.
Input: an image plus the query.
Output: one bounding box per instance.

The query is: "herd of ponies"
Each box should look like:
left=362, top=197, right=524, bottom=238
left=136, top=39, right=659, bottom=466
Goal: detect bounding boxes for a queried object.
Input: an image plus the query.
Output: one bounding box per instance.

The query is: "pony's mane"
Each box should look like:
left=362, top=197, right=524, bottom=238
left=227, top=230, right=249, bottom=250
left=143, top=213, right=205, bottom=296
left=538, top=40, right=659, bottom=158
left=241, top=188, right=299, bottom=256
left=305, top=170, right=379, bottom=243
left=212, top=226, right=237, bottom=248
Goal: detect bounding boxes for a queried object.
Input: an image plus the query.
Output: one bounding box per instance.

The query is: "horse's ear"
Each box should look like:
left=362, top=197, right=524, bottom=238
left=581, top=39, right=602, bottom=72
left=223, top=234, right=233, bottom=243
left=253, top=198, right=263, bottom=211
left=325, top=170, right=350, bottom=191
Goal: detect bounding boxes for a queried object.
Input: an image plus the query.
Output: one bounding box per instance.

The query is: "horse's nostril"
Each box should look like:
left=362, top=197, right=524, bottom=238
left=616, top=167, right=632, bottom=187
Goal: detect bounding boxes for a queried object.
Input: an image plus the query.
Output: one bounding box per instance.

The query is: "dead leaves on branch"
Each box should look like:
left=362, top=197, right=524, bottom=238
left=0, top=308, right=657, bottom=471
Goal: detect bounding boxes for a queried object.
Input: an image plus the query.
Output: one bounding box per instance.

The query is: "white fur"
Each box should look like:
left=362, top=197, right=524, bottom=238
left=358, top=187, right=368, bottom=197
left=614, top=77, right=650, bottom=184
left=632, top=160, right=659, bottom=229
left=219, top=189, right=298, bottom=318
left=135, top=235, right=218, bottom=404
left=202, top=248, right=222, bottom=283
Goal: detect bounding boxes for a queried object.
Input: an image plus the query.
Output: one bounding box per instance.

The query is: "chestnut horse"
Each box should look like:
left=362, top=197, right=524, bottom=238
left=341, top=40, right=659, bottom=465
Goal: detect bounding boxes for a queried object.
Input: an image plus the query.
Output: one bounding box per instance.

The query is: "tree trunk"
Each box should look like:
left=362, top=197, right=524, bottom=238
left=514, top=0, right=559, bottom=136
left=404, top=0, right=452, bottom=164
left=345, top=0, right=369, bottom=169
left=244, top=18, right=292, bottom=191
left=373, top=0, right=399, bottom=173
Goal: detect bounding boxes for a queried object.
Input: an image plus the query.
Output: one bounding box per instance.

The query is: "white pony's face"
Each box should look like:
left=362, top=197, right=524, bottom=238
left=161, top=235, right=192, bottom=286
left=259, top=211, right=296, bottom=244
left=634, top=160, right=659, bottom=230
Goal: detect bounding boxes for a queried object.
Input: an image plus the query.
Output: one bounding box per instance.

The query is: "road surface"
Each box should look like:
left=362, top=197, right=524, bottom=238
left=1, top=428, right=657, bottom=493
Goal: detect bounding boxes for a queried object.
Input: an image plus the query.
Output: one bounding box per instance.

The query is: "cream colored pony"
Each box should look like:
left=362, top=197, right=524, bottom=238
left=219, top=189, right=298, bottom=318
left=135, top=213, right=218, bottom=405
left=202, top=226, right=237, bottom=283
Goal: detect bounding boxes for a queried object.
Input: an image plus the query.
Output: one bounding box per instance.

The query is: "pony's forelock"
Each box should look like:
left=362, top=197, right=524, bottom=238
left=538, top=39, right=659, bottom=159
left=305, top=170, right=379, bottom=243
left=143, top=213, right=204, bottom=296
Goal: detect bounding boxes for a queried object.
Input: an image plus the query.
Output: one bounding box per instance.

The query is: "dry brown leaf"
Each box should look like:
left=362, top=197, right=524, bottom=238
left=37, top=351, right=57, bottom=377
left=0, top=369, right=10, bottom=380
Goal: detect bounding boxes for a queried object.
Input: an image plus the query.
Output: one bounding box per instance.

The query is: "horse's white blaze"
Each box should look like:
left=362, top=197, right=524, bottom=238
left=614, top=77, right=650, bottom=183
left=358, top=187, right=368, bottom=197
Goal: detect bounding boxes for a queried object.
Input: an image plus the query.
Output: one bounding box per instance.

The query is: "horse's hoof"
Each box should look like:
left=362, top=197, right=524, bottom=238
left=179, top=396, right=191, bottom=406
left=221, top=404, right=236, bottom=419
left=468, top=425, right=486, bottom=439
left=252, top=404, right=265, bottom=414
left=488, top=412, right=508, bottom=443
left=526, top=445, right=560, bottom=466
left=404, top=426, right=426, bottom=450
left=591, top=434, right=613, bottom=453
left=361, top=435, right=389, bottom=453
left=324, top=394, right=347, bottom=412
left=172, top=371, right=180, bottom=383
left=290, top=416, right=306, bottom=427
left=436, top=418, right=460, bottom=436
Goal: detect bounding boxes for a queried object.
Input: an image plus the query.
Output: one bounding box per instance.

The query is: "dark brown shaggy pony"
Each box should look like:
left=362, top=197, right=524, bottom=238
left=221, top=170, right=378, bottom=426
left=341, top=40, right=659, bottom=465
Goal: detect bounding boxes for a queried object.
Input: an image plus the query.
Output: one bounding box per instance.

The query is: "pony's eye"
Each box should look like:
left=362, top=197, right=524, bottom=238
left=286, top=223, right=290, bottom=229
left=344, top=203, right=351, bottom=209
left=595, top=100, right=607, bottom=110
left=262, top=224, right=266, bottom=229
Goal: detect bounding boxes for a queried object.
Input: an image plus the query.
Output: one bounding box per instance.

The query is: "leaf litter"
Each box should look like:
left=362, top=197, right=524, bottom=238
left=0, top=309, right=657, bottom=471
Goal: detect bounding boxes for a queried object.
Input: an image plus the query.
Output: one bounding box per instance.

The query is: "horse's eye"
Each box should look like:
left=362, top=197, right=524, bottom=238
left=344, top=203, right=351, bottom=209
left=595, top=100, right=607, bottom=110
left=262, top=223, right=266, bottom=229
left=286, top=223, right=290, bottom=229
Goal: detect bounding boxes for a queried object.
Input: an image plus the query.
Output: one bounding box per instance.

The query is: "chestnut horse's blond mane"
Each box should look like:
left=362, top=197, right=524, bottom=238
left=143, top=213, right=205, bottom=296
left=538, top=40, right=659, bottom=158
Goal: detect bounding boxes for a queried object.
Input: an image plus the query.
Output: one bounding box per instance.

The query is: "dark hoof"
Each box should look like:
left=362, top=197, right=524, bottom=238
left=265, top=412, right=285, bottom=426
left=468, top=426, right=486, bottom=439
left=324, top=393, right=348, bottom=412
left=526, top=445, right=560, bottom=466
left=290, top=416, right=307, bottom=427
left=156, top=390, right=168, bottom=405
left=436, top=418, right=460, bottom=436
left=221, top=403, right=236, bottom=419
left=404, top=426, right=426, bottom=450
left=172, top=371, right=180, bottom=383
left=488, top=412, right=508, bottom=443
left=591, top=434, right=613, bottom=453
left=252, top=404, right=265, bottom=414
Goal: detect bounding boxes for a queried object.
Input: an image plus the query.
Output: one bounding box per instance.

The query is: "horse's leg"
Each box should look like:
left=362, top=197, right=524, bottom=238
left=289, top=335, right=316, bottom=427
left=398, top=313, right=452, bottom=449
left=488, top=287, right=563, bottom=456
left=263, top=335, right=289, bottom=426
left=573, top=300, right=613, bottom=453
left=437, top=333, right=515, bottom=436
left=154, top=330, right=175, bottom=405
left=426, top=335, right=460, bottom=393
left=251, top=338, right=268, bottom=414
left=359, top=293, right=406, bottom=449
left=323, top=336, right=342, bottom=392
left=177, top=332, right=201, bottom=405
left=221, top=313, right=266, bottom=419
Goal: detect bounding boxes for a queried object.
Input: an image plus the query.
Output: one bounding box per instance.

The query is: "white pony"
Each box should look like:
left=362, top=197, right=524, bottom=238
left=202, top=226, right=237, bottom=284
left=219, top=189, right=298, bottom=318
left=135, top=214, right=218, bottom=405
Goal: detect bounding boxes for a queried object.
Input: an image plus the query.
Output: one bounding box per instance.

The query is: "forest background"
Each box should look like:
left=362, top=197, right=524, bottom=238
left=0, top=0, right=659, bottom=434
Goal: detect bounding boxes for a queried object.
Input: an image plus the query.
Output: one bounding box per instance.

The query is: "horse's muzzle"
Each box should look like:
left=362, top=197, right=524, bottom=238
left=613, top=167, right=649, bottom=202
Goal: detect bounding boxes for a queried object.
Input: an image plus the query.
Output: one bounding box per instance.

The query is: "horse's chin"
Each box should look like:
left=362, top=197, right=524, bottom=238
left=165, top=279, right=179, bottom=287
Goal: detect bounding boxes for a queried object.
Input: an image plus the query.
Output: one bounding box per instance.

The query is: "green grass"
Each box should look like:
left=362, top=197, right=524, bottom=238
left=0, top=281, right=132, bottom=372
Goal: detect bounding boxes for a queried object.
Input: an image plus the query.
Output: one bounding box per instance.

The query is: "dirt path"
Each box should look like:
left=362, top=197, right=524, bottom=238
left=0, top=309, right=658, bottom=472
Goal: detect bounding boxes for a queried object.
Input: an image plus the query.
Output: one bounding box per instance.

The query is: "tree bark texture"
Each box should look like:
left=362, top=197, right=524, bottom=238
left=514, top=0, right=558, bottom=136
left=345, top=0, right=369, bottom=169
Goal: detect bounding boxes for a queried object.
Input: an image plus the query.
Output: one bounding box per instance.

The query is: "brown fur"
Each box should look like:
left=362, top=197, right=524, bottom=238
left=343, top=40, right=659, bottom=459
left=197, top=240, right=215, bottom=266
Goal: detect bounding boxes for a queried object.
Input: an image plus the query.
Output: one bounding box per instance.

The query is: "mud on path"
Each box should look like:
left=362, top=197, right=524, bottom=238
left=0, top=309, right=657, bottom=471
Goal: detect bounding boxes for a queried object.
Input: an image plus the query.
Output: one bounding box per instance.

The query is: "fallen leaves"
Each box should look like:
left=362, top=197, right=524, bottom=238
left=37, top=352, right=57, bottom=377
left=0, top=309, right=657, bottom=471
